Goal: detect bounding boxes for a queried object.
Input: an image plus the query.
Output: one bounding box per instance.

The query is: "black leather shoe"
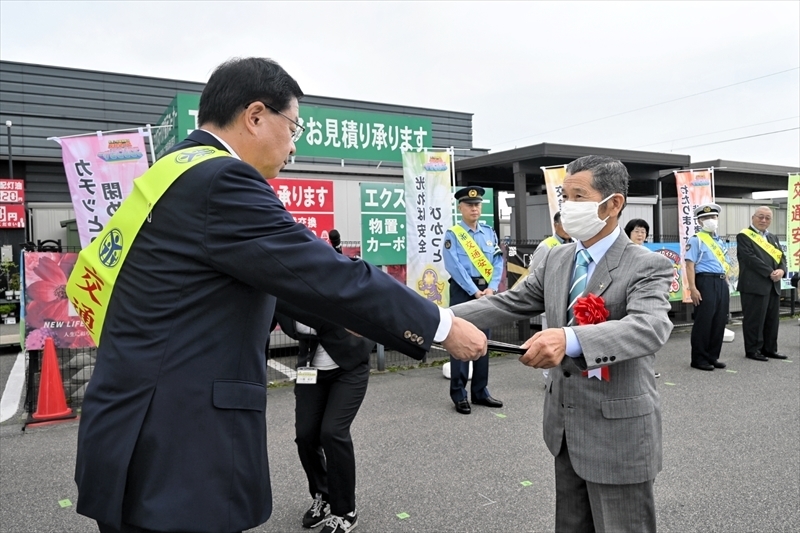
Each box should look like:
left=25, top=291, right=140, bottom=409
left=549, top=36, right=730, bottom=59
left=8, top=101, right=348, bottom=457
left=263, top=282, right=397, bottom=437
left=472, top=396, right=503, bottom=408
left=455, top=400, right=471, bottom=414
left=745, top=352, right=769, bottom=362
left=762, top=352, right=788, bottom=360
left=711, top=361, right=727, bottom=369
left=690, top=363, right=714, bottom=371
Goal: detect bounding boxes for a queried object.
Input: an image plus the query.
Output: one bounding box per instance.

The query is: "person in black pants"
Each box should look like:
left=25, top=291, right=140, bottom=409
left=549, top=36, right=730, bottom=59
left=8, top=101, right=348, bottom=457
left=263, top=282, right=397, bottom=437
left=736, top=206, right=788, bottom=361
left=684, top=203, right=731, bottom=371
left=274, top=233, right=375, bottom=533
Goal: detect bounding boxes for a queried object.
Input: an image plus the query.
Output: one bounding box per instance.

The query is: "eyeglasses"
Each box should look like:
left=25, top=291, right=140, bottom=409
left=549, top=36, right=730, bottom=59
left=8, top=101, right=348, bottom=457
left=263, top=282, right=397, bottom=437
left=250, top=101, right=305, bottom=142
left=753, top=215, right=772, bottom=221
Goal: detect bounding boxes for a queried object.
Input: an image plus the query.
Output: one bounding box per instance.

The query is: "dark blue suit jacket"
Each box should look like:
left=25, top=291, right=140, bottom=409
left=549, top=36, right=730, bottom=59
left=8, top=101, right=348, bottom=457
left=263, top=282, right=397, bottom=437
left=74, top=131, right=439, bottom=532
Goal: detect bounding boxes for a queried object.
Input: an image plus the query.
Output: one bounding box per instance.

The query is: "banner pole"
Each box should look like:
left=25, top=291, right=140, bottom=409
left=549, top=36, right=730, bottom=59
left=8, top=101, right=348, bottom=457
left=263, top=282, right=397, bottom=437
left=450, top=146, right=457, bottom=227
left=144, top=124, right=157, bottom=165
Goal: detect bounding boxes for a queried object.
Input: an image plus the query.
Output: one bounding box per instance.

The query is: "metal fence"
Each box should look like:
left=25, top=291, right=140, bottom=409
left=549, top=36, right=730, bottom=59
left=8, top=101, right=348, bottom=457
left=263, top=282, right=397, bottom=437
left=17, top=237, right=799, bottom=421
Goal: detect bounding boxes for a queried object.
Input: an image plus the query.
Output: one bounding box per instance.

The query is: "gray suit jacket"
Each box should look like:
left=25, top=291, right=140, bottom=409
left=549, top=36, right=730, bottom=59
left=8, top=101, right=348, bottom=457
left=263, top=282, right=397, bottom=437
left=452, top=232, right=673, bottom=484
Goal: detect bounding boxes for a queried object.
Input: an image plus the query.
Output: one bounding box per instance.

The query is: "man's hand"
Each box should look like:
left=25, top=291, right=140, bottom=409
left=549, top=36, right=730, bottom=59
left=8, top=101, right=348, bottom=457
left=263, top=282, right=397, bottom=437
left=770, top=269, right=784, bottom=282
left=473, top=289, right=485, bottom=299
left=442, top=317, right=487, bottom=361
left=483, top=288, right=495, bottom=296
left=690, top=287, right=702, bottom=306
left=518, top=328, right=567, bottom=368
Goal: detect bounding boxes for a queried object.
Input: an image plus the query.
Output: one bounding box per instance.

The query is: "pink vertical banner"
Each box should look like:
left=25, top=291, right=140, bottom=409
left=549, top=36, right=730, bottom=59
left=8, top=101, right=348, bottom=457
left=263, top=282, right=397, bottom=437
left=59, top=132, right=149, bottom=247
left=674, top=169, right=714, bottom=303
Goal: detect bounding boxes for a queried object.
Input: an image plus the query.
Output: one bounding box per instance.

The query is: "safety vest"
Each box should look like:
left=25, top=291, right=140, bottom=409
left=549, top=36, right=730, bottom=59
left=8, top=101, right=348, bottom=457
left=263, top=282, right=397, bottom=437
left=450, top=224, right=493, bottom=283
left=65, top=146, right=232, bottom=345
left=739, top=228, right=783, bottom=264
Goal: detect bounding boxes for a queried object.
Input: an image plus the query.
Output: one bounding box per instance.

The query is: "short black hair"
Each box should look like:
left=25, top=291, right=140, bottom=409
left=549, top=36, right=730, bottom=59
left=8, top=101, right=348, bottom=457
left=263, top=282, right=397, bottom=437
left=566, top=155, right=629, bottom=212
left=198, top=57, right=304, bottom=129
left=553, top=211, right=562, bottom=224
left=624, top=218, right=650, bottom=238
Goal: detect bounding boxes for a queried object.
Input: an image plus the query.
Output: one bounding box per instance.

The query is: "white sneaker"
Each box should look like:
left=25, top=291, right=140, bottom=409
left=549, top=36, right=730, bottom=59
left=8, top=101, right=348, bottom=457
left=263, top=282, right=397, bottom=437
left=320, top=510, right=358, bottom=533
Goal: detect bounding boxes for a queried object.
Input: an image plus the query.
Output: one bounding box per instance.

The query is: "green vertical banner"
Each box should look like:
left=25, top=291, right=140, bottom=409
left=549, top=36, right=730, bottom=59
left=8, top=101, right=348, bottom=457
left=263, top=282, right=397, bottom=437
left=404, top=151, right=453, bottom=307
left=360, top=182, right=407, bottom=265
left=788, top=173, right=800, bottom=271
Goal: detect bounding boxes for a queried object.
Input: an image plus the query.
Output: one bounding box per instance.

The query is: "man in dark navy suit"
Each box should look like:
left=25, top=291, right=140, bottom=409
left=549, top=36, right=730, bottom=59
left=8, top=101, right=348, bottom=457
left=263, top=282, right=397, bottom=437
left=74, top=57, right=487, bottom=533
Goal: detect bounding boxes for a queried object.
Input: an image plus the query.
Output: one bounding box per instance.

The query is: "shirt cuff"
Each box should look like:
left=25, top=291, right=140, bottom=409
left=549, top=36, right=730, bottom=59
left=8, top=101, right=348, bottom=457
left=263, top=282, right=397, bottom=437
left=434, top=307, right=454, bottom=343
left=562, top=327, right=583, bottom=358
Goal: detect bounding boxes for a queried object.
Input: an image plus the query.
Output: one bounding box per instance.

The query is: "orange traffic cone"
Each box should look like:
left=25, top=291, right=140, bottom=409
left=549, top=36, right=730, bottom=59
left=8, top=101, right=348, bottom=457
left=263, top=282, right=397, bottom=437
left=31, top=337, right=74, bottom=421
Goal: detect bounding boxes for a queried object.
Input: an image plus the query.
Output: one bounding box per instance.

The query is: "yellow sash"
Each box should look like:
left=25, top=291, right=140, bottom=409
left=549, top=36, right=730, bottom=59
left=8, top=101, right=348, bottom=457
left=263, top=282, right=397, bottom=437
left=541, top=236, right=561, bottom=249
left=740, top=228, right=783, bottom=264
left=66, top=146, right=231, bottom=345
left=451, top=225, right=493, bottom=283
left=697, top=232, right=730, bottom=274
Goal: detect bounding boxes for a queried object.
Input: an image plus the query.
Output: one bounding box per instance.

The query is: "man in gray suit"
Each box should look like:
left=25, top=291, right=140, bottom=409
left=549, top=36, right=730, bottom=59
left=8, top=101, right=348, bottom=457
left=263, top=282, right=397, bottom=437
left=452, top=155, right=673, bottom=532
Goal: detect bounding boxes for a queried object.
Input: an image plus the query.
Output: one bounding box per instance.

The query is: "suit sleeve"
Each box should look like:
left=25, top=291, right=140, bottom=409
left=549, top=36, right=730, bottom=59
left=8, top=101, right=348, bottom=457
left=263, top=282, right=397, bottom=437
left=200, top=160, right=438, bottom=359
left=452, top=248, right=547, bottom=328
left=572, top=251, right=673, bottom=370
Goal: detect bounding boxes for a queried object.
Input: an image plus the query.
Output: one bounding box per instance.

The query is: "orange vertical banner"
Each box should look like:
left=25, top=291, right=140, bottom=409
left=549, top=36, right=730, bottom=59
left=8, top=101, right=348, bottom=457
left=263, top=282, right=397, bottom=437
left=675, top=169, right=714, bottom=303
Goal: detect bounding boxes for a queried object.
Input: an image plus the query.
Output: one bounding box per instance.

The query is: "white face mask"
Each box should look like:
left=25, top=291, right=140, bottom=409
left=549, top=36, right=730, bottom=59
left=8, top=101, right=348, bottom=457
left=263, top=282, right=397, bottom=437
left=701, top=218, right=718, bottom=233
left=560, top=195, right=615, bottom=242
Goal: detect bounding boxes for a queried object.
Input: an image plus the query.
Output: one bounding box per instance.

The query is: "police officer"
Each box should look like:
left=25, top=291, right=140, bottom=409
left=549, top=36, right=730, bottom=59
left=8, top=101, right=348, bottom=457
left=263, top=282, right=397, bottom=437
left=685, top=203, right=731, bottom=371
left=443, top=186, right=505, bottom=414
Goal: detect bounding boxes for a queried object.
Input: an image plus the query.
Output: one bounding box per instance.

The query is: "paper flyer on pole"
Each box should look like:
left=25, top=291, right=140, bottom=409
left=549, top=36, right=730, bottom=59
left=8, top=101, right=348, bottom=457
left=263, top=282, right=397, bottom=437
left=403, top=151, right=453, bottom=307
left=59, top=132, right=149, bottom=247
left=674, top=169, right=714, bottom=303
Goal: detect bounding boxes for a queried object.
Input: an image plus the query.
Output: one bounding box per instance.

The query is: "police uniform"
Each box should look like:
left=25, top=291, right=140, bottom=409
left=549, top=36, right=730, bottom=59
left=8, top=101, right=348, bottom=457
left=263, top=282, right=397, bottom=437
left=685, top=203, right=730, bottom=369
left=443, top=186, right=505, bottom=412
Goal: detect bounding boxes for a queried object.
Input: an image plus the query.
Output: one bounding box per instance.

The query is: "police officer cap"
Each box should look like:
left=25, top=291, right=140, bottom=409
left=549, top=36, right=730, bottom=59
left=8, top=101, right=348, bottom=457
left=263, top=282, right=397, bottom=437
left=694, top=202, right=721, bottom=218
left=455, top=186, right=485, bottom=204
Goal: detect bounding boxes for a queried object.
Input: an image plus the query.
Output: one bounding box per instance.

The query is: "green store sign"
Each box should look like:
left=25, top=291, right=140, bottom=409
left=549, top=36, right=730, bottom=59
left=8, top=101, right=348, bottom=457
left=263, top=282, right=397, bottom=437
left=153, top=94, right=434, bottom=162
left=153, top=93, right=201, bottom=160
left=296, top=105, right=433, bottom=162
left=360, top=183, right=495, bottom=265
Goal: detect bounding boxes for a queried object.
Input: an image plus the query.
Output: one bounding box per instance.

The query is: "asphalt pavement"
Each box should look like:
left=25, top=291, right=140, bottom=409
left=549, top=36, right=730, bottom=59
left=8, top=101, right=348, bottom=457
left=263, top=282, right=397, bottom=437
left=1, top=320, right=798, bottom=533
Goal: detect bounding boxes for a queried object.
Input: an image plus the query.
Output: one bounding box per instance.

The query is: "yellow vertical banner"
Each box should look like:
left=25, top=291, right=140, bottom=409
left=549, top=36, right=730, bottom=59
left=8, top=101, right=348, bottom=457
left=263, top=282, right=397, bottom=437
left=542, top=165, right=567, bottom=233
left=787, top=173, right=800, bottom=271
left=403, top=151, right=453, bottom=308
left=674, top=169, right=714, bottom=303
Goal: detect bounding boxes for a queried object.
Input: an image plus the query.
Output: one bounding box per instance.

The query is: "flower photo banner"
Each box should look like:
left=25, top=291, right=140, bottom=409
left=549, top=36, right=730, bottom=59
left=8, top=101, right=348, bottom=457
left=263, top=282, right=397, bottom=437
left=24, top=252, right=94, bottom=350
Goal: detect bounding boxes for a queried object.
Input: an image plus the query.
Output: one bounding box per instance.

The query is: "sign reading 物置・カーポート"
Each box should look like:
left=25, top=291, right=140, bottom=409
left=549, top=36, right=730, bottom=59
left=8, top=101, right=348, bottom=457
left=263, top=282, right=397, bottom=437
left=153, top=95, right=434, bottom=163
left=360, top=182, right=407, bottom=265
left=296, top=105, right=432, bottom=162
left=360, top=181, right=494, bottom=266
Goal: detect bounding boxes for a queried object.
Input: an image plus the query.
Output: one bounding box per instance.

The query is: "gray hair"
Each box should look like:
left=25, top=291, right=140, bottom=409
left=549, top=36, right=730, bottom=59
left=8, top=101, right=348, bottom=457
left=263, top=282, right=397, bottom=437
left=566, top=155, right=629, bottom=211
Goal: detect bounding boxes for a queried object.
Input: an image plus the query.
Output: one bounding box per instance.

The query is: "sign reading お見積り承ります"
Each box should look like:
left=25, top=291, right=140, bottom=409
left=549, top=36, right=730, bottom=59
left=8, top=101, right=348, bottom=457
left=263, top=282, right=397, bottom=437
left=153, top=94, right=434, bottom=163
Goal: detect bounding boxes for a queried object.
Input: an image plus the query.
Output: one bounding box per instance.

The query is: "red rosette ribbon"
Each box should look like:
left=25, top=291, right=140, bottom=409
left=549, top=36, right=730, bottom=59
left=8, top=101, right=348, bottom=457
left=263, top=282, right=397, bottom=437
left=574, top=293, right=612, bottom=381
left=572, top=293, right=609, bottom=326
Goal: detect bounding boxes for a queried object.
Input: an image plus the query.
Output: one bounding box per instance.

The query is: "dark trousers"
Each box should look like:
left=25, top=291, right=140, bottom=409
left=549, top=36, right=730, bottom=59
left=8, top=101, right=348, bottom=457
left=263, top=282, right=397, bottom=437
left=741, top=290, right=780, bottom=355
left=691, top=274, right=729, bottom=365
left=98, top=522, right=242, bottom=533
left=554, top=438, right=656, bottom=533
left=448, top=281, right=491, bottom=403
left=295, top=363, right=369, bottom=517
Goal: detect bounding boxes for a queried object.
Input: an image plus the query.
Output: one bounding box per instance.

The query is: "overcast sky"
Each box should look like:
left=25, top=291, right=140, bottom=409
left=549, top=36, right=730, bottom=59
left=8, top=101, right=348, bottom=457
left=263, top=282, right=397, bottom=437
left=1, top=1, right=798, bottom=168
